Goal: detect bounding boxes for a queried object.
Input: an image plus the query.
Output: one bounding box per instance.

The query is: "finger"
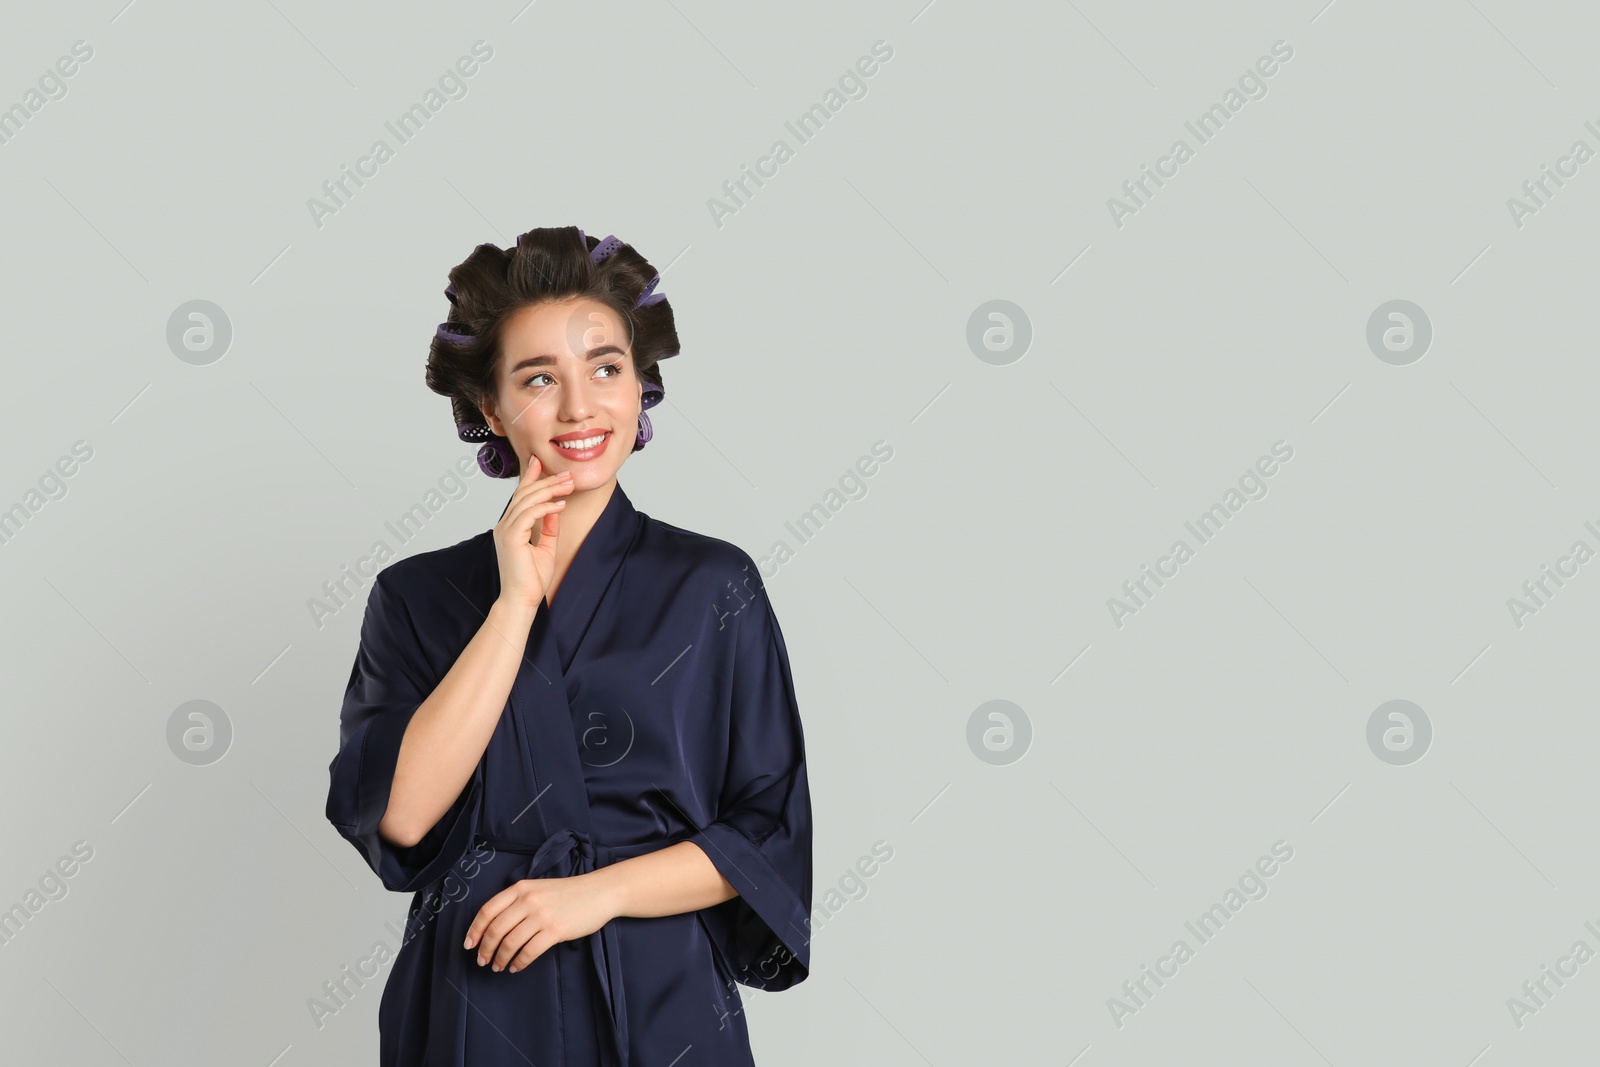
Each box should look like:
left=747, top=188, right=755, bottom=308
left=503, top=476, right=574, bottom=514
left=471, top=926, right=498, bottom=964
left=505, top=496, right=564, bottom=526
left=504, top=499, right=567, bottom=541
left=475, top=907, right=522, bottom=966
left=510, top=459, right=568, bottom=492
left=518, top=446, right=543, bottom=485
left=464, top=911, right=493, bottom=955
left=505, top=473, right=576, bottom=511
left=497, top=494, right=563, bottom=548
left=501, top=472, right=574, bottom=517
left=508, top=927, right=561, bottom=974
left=524, top=508, right=561, bottom=557
left=482, top=900, right=541, bottom=968
left=492, top=916, right=542, bottom=971
left=464, top=886, right=518, bottom=952
left=537, top=508, right=560, bottom=548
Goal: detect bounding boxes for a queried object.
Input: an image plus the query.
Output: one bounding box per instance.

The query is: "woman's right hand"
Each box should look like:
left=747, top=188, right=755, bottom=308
left=493, top=451, right=574, bottom=613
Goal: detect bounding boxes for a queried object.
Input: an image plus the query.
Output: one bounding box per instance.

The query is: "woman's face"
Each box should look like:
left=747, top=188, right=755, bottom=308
left=480, top=297, right=642, bottom=490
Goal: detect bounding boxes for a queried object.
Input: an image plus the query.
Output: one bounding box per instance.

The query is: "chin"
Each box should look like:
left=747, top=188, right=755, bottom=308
left=537, top=443, right=623, bottom=485
left=567, top=465, right=612, bottom=487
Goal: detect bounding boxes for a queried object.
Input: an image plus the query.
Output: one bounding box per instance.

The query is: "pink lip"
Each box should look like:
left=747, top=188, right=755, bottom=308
left=550, top=430, right=611, bottom=462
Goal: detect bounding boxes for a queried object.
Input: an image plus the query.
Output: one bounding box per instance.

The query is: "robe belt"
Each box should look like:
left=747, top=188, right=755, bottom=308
left=477, top=830, right=683, bottom=1067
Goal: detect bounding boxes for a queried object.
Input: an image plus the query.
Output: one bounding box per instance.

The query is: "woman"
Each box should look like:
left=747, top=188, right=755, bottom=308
left=325, top=227, right=813, bottom=1066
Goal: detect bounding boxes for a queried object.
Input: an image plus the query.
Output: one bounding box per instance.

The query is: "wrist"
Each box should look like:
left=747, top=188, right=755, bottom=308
left=586, top=865, right=631, bottom=921
left=489, top=596, right=538, bottom=629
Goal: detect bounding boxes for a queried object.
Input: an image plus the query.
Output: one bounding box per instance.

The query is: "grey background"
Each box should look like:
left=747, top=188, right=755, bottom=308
left=1, top=0, right=1596, bottom=1063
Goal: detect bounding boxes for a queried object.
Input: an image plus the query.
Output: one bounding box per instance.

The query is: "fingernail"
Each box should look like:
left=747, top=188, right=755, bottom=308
left=477, top=955, right=486, bottom=966
left=463, top=937, right=472, bottom=949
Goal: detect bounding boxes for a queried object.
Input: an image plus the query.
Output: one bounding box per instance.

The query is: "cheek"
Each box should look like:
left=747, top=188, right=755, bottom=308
left=501, top=393, right=550, bottom=434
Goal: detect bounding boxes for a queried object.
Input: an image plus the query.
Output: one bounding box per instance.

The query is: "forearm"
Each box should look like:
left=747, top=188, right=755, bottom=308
left=588, top=841, right=737, bottom=920
left=379, top=597, right=535, bottom=846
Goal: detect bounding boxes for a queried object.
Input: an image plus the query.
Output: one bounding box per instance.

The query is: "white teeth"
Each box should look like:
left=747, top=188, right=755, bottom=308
left=556, top=433, right=607, bottom=451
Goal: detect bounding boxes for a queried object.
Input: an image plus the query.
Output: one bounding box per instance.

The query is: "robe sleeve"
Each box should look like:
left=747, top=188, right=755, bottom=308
left=325, top=570, right=485, bottom=894
left=687, top=577, right=814, bottom=991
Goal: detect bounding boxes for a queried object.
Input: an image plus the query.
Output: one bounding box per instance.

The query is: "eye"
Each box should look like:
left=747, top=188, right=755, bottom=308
left=596, top=361, right=623, bottom=379
left=522, top=371, right=554, bottom=388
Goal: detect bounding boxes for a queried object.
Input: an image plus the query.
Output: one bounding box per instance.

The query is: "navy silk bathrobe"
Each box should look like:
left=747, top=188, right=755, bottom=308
left=325, top=481, right=813, bottom=1066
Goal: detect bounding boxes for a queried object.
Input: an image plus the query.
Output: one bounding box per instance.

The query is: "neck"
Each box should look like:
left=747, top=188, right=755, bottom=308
left=541, top=475, right=616, bottom=569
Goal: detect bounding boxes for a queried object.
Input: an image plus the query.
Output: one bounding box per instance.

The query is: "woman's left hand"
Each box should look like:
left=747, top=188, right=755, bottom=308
left=464, top=874, right=619, bottom=973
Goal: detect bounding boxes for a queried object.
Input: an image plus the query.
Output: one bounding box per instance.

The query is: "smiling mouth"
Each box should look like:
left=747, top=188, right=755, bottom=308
left=552, top=431, right=611, bottom=458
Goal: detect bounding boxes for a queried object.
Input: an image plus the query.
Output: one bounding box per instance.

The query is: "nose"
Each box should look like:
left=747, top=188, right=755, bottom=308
left=557, top=365, right=593, bottom=423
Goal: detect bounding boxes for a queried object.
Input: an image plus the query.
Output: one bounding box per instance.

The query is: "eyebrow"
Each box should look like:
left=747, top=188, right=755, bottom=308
left=507, top=345, right=626, bottom=375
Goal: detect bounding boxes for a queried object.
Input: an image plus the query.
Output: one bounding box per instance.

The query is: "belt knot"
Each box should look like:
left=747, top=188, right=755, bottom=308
left=475, top=829, right=630, bottom=1067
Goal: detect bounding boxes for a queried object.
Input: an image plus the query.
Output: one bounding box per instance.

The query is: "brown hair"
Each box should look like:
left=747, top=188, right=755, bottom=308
left=425, top=226, right=680, bottom=474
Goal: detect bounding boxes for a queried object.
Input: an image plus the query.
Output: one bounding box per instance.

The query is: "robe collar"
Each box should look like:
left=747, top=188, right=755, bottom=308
left=491, top=479, right=646, bottom=1066
left=501, top=479, right=642, bottom=674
